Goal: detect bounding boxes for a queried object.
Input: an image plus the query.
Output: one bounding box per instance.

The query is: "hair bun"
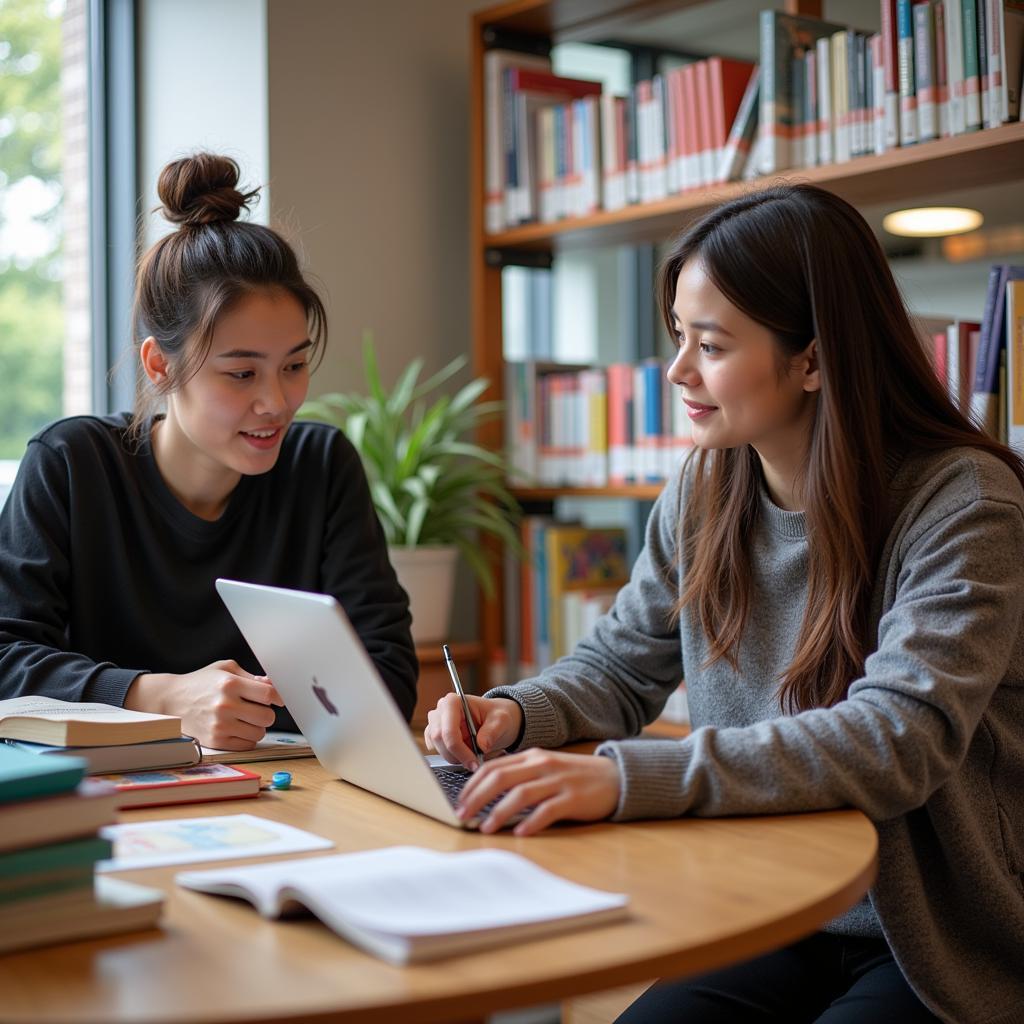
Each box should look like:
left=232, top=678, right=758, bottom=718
left=157, top=152, right=258, bottom=227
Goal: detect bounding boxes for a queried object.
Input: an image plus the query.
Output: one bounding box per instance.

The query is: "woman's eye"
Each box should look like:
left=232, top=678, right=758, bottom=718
left=286, top=361, right=308, bottom=373
left=227, top=370, right=254, bottom=381
left=699, top=342, right=719, bottom=355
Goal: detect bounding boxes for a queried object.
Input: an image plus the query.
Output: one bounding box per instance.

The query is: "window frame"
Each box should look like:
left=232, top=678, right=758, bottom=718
left=88, top=0, right=136, bottom=415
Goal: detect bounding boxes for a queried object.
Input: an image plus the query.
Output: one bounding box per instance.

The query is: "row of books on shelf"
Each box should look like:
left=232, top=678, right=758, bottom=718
left=495, top=518, right=690, bottom=726
left=485, top=2, right=1024, bottom=231
left=505, top=359, right=693, bottom=488
left=931, top=265, right=1024, bottom=444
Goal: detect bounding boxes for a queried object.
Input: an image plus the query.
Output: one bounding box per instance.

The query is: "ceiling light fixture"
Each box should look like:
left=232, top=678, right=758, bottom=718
left=882, top=206, right=984, bottom=237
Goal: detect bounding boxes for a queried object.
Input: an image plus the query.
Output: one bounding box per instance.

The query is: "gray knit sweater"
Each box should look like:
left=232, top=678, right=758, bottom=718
left=488, top=446, right=1024, bottom=1024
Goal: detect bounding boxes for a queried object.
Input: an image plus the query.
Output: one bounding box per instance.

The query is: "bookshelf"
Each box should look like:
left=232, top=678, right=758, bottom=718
left=469, top=0, right=1024, bottom=681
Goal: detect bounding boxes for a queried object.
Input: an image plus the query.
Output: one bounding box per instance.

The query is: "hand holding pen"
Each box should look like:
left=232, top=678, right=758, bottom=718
left=442, top=644, right=481, bottom=763
left=423, top=647, right=523, bottom=770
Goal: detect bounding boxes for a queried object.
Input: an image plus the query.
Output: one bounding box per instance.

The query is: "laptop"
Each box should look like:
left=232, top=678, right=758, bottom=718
left=215, top=578, right=507, bottom=830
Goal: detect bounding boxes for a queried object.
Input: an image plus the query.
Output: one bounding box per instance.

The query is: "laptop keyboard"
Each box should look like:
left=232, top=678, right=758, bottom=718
left=431, top=766, right=525, bottom=825
left=432, top=766, right=475, bottom=804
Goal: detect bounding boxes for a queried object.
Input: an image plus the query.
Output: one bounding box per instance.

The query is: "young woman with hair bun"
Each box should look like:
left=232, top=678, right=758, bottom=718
left=426, top=183, right=1024, bottom=1023
left=0, top=152, right=418, bottom=749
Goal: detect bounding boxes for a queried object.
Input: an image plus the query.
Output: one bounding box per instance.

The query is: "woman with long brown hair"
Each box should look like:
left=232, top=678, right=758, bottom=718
left=426, top=183, right=1024, bottom=1023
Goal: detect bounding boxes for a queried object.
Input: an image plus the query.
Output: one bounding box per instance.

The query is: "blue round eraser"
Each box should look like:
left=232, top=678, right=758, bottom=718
left=270, top=771, right=292, bottom=790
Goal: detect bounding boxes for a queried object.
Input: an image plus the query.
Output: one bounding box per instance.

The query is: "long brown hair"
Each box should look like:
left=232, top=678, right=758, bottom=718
left=659, top=183, right=1024, bottom=712
left=131, top=153, right=327, bottom=430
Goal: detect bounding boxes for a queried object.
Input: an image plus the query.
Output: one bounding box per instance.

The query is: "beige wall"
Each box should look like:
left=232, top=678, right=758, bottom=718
left=267, top=0, right=485, bottom=397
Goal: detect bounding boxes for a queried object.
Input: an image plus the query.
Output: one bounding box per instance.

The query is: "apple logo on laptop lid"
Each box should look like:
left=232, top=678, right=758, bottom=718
left=311, top=677, right=339, bottom=716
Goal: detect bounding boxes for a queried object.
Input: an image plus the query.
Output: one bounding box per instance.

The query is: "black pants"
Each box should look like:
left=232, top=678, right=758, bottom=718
left=614, top=933, right=940, bottom=1024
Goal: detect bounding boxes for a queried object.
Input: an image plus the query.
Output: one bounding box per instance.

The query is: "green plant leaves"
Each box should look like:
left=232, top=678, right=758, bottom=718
left=297, top=336, right=521, bottom=593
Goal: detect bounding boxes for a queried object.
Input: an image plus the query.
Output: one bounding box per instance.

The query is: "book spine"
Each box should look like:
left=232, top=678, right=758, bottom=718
left=855, top=32, right=869, bottom=155
left=881, top=0, right=903, bottom=146
left=832, top=32, right=851, bottom=162
left=934, top=0, right=952, bottom=134
left=1008, top=281, right=1024, bottom=457
left=758, top=10, right=785, bottom=173
left=1004, top=1, right=1024, bottom=120
left=945, top=0, right=967, bottom=132
left=846, top=30, right=859, bottom=155
left=805, top=49, right=819, bottom=166
left=816, top=40, right=833, bottom=163
left=898, top=0, right=920, bottom=143
left=962, top=0, right=984, bottom=128
left=983, top=0, right=1004, bottom=125
left=915, top=2, right=939, bottom=140
left=696, top=60, right=716, bottom=186
left=871, top=34, right=888, bottom=152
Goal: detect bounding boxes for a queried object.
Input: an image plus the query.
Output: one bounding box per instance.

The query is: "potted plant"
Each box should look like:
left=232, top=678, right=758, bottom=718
left=298, top=336, right=521, bottom=643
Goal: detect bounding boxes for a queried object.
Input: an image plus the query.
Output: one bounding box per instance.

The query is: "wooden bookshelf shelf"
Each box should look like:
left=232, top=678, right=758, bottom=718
left=512, top=484, right=666, bottom=501
left=485, top=121, right=1024, bottom=253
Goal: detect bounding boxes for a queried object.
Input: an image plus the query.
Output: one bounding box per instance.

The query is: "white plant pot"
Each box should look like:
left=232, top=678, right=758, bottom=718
left=388, top=545, right=459, bottom=645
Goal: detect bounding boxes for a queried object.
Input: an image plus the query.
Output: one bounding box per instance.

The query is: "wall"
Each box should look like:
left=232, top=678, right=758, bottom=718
left=266, top=0, right=484, bottom=396
left=137, top=0, right=269, bottom=247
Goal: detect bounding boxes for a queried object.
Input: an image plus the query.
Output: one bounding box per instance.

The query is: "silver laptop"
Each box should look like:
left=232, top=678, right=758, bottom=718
left=215, top=578, right=501, bottom=830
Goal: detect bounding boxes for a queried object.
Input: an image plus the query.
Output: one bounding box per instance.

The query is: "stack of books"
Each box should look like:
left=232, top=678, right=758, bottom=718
left=0, top=745, right=163, bottom=954
left=0, top=695, right=200, bottom=773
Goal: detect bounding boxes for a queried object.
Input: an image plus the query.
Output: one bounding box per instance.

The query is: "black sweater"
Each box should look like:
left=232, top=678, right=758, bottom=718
left=0, top=414, right=418, bottom=727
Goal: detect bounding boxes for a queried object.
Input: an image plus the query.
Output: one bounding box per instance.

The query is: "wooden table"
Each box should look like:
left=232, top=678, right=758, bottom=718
left=0, top=758, right=877, bottom=1024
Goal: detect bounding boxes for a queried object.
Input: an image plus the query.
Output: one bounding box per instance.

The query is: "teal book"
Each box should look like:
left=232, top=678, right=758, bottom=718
left=0, top=835, right=112, bottom=881
left=0, top=744, right=86, bottom=804
left=0, top=836, right=111, bottom=906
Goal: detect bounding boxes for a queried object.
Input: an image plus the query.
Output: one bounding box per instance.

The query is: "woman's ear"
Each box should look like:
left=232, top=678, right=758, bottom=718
left=140, top=337, right=169, bottom=385
left=801, top=340, right=821, bottom=394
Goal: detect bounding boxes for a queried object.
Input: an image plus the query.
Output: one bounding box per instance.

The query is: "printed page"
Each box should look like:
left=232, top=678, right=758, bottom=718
left=177, top=846, right=627, bottom=936
left=0, top=696, right=174, bottom=724
left=201, top=731, right=313, bottom=763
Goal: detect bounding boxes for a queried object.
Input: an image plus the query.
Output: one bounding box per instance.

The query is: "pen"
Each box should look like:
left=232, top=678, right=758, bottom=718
left=442, top=643, right=482, bottom=764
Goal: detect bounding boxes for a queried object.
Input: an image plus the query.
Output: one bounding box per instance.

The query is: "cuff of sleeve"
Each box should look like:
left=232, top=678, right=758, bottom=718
left=82, top=666, right=149, bottom=709
left=484, top=682, right=564, bottom=751
left=596, top=737, right=695, bottom=821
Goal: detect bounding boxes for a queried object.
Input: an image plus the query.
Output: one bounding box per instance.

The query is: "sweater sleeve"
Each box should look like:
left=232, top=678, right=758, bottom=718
left=596, top=490, right=1024, bottom=822
left=319, top=433, right=419, bottom=722
left=0, top=440, right=143, bottom=705
left=487, top=465, right=687, bottom=750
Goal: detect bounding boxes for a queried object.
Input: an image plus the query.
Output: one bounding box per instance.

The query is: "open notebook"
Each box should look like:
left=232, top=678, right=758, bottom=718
left=176, top=845, right=628, bottom=964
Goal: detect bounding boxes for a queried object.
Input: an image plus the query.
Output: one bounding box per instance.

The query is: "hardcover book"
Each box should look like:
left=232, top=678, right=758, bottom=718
left=5, top=734, right=201, bottom=775
left=0, top=778, right=118, bottom=853
left=99, top=763, right=262, bottom=809
left=0, top=696, right=181, bottom=747
left=0, top=743, right=86, bottom=804
left=0, top=876, right=163, bottom=955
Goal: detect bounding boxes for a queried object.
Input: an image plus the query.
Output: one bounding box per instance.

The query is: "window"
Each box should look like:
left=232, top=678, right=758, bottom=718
left=0, top=0, right=90, bottom=498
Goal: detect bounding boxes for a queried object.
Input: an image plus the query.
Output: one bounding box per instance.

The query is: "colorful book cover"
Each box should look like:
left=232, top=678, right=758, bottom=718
left=99, top=763, right=261, bottom=810
left=544, top=527, right=629, bottom=661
